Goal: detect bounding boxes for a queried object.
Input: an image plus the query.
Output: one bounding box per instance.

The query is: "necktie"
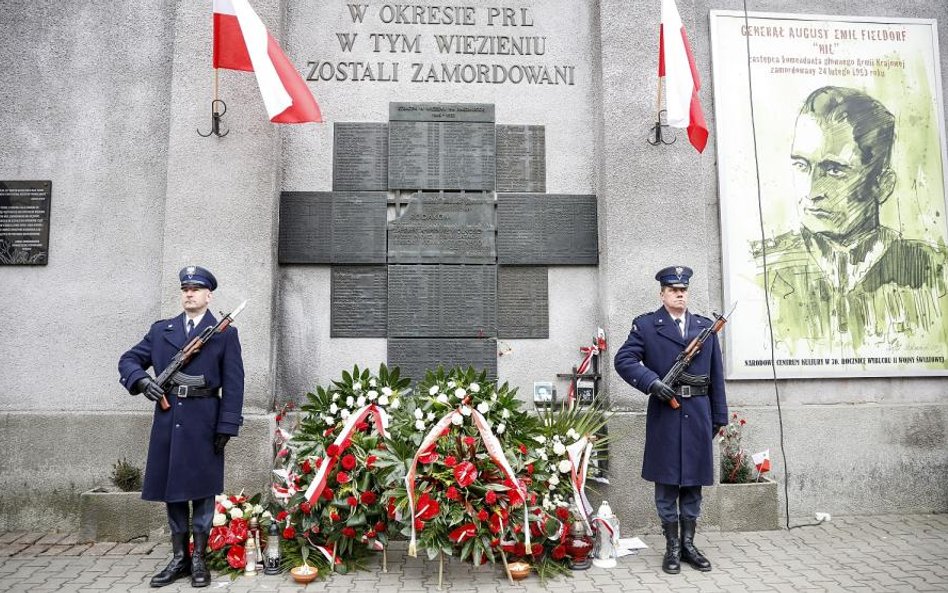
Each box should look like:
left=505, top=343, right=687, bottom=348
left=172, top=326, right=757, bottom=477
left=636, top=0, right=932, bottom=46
left=676, top=317, right=684, bottom=337
left=187, top=319, right=194, bottom=337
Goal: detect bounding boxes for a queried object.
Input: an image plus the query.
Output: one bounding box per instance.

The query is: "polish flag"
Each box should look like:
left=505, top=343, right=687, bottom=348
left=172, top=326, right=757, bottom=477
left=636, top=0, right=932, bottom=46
left=752, top=449, right=771, bottom=474
left=212, top=0, right=321, bottom=123
left=658, top=0, right=708, bottom=152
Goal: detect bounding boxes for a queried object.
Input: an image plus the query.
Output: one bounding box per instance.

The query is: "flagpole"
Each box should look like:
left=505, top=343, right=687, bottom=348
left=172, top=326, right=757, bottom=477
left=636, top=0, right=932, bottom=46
left=656, top=76, right=664, bottom=123
left=214, top=68, right=219, bottom=103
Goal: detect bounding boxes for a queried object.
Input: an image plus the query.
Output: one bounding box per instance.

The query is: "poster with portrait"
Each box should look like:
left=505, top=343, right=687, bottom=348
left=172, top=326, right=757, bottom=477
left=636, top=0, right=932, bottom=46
left=710, top=12, right=948, bottom=379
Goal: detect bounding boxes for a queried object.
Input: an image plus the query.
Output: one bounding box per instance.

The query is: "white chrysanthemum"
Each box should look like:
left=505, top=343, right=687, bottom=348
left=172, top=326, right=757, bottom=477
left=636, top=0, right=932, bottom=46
left=356, top=395, right=366, bottom=407
left=476, top=401, right=489, bottom=414
left=559, top=459, right=572, bottom=473
left=548, top=474, right=560, bottom=486
left=329, top=403, right=338, bottom=414
left=426, top=411, right=435, bottom=421
left=229, top=507, right=244, bottom=520
left=451, top=414, right=463, bottom=426
left=460, top=406, right=472, bottom=417
left=436, top=393, right=449, bottom=405
left=496, top=423, right=506, bottom=434
left=212, top=513, right=227, bottom=527
left=501, top=408, right=510, bottom=419
left=346, top=396, right=354, bottom=407
left=353, top=381, right=362, bottom=392
left=552, top=435, right=562, bottom=442
left=447, top=380, right=456, bottom=388
left=390, top=398, right=401, bottom=409
left=533, top=435, right=547, bottom=444
left=378, top=394, right=390, bottom=406
left=414, top=408, right=424, bottom=420
left=369, top=378, right=377, bottom=387
left=415, top=419, right=426, bottom=430
left=332, top=392, right=340, bottom=401
left=469, top=382, right=480, bottom=393
left=454, top=387, right=466, bottom=399
left=220, top=499, right=233, bottom=510
left=367, top=390, right=378, bottom=401
left=429, top=385, right=439, bottom=396
left=539, top=451, right=549, bottom=461
left=553, top=442, right=566, bottom=456
left=323, top=415, right=334, bottom=425
left=381, top=387, right=393, bottom=396
left=340, top=409, right=351, bottom=420
left=566, top=428, right=579, bottom=440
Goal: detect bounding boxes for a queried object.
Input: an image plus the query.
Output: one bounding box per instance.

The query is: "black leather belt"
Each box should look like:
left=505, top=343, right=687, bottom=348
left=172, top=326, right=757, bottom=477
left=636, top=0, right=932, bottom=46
left=170, top=385, right=219, bottom=398
left=675, top=385, right=708, bottom=397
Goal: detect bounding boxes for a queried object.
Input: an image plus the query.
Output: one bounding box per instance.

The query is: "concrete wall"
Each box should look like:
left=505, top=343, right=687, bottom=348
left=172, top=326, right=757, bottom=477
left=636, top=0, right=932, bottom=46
left=0, top=0, right=946, bottom=532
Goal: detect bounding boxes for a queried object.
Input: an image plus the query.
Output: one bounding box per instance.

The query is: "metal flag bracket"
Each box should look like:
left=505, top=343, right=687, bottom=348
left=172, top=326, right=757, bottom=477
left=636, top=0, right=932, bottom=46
left=198, top=99, right=229, bottom=138
left=647, top=109, right=676, bottom=146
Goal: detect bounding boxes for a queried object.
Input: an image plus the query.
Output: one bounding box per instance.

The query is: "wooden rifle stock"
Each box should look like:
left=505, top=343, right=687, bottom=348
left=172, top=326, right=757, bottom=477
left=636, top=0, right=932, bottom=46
left=662, top=309, right=733, bottom=410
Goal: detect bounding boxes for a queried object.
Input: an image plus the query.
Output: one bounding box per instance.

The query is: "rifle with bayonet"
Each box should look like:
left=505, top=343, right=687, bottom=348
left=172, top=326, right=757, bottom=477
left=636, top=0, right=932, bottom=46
left=663, top=302, right=736, bottom=410
left=154, top=300, right=247, bottom=411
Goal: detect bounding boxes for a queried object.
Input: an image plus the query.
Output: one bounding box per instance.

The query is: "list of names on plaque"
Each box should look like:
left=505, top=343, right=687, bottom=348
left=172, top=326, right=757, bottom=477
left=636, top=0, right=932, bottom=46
left=278, top=192, right=387, bottom=264
left=495, top=126, right=546, bottom=193
left=388, top=265, right=497, bottom=337
left=0, top=180, right=51, bottom=265
left=331, top=266, right=387, bottom=337
left=388, top=192, right=496, bottom=264
left=497, top=266, right=549, bottom=338
left=496, top=194, right=599, bottom=265
left=333, top=123, right=389, bottom=191
left=389, top=122, right=496, bottom=190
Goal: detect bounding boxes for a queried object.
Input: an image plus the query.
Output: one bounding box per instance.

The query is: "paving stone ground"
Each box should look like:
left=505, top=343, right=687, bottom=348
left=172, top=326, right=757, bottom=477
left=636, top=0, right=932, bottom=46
left=1, top=514, right=947, bottom=592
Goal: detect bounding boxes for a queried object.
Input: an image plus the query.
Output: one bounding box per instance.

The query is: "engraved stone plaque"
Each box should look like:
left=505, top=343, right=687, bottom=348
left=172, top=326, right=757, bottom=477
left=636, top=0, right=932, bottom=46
left=388, top=338, right=497, bottom=383
left=331, top=266, right=387, bottom=337
left=496, top=126, right=546, bottom=193
left=278, top=192, right=387, bottom=264
left=0, top=180, right=51, bottom=265
left=389, top=121, right=496, bottom=191
left=389, top=103, right=495, bottom=123
left=333, top=123, right=388, bottom=191
left=388, top=192, right=496, bottom=264
left=496, top=194, right=599, bottom=265
left=387, top=265, right=497, bottom=337
left=498, top=266, right=548, bottom=338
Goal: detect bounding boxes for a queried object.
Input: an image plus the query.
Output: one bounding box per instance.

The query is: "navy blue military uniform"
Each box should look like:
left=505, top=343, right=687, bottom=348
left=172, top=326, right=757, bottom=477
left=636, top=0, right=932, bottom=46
left=614, top=266, right=727, bottom=574
left=118, top=266, right=243, bottom=588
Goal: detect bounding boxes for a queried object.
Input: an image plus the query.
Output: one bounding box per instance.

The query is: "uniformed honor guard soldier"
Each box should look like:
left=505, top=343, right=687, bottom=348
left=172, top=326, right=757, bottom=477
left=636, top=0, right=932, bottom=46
left=614, top=266, right=728, bottom=574
left=118, top=266, right=245, bottom=588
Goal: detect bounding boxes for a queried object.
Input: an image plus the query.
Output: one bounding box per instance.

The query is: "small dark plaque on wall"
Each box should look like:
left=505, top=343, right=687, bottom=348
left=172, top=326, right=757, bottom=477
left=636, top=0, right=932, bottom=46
left=331, top=266, right=387, bottom=337
left=388, top=338, right=497, bottom=383
left=333, top=123, right=388, bottom=191
left=388, top=103, right=496, bottom=191
left=495, top=126, right=546, bottom=193
left=388, top=192, right=496, bottom=264
left=388, top=265, right=497, bottom=337
left=278, top=192, right=387, bottom=264
left=0, top=180, right=51, bottom=265
left=496, top=194, right=598, bottom=265
left=498, top=266, right=549, bottom=338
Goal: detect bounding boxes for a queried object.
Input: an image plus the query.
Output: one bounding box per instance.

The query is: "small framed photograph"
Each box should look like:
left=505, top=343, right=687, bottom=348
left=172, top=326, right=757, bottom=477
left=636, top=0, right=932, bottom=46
left=533, top=381, right=555, bottom=407
left=575, top=377, right=596, bottom=406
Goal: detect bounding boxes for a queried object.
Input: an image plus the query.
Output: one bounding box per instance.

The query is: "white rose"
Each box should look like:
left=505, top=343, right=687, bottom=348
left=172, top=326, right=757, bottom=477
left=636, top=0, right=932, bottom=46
left=212, top=513, right=227, bottom=527
left=559, top=459, right=573, bottom=473
left=460, top=406, right=471, bottom=417
left=451, top=414, right=463, bottom=426
left=414, top=408, right=424, bottom=420
left=346, top=396, right=354, bottom=407
left=553, top=442, right=566, bottom=456
left=329, top=403, right=338, bottom=414
left=454, top=388, right=466, bottom=399
left=476, top=401, right=489, bottom=414
left=448, top=380, right=457, bottom=388
left=367, top=390, right=378, bottom=401
left=323, top=415, right=334, bottom=425
left=332, top=393, right=340, bottom=401
left=353, top=381, right=362, bottom=392
left=369, top=378, right=377, bottom=387
left=429, top=385, right=439, bottom=396
left=356, top=395, right=366, bottom=407
left=229, top=507, right=243, bottom=520
left=426, top=412, right=435, bottom=421
left=340, top=409, right=350, bottom=420
left=496, top=423, right=506, bottom=434
left=415, top=419, right=426, bottom=430
left=436, top=393, right=449, bottom=405
left=220, top=499, right=234, bottom=510
left=390, top=398, right=401, bottom=409
left=378, top=394, right=390, bottom=406
left=548, top=474, right=560, bottom=487
left=502, top=408, right=510, bottom=419
left=539, top=451, right=549, bottom=461
left=566, top=428, right=579, bottom=440
left=533, top=436, right=547, bottom=444
left=469, top=382, right=480, bottom=393
left=381, top=387, right=393, bottom=396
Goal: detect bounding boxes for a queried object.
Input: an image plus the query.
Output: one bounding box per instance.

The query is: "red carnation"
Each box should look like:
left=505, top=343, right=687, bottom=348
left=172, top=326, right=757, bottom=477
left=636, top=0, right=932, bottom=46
left=341, top=454, right=357, bottom=470
left=531, top=543, right=543, bottom=556
left=445, top=486, right=460, bottom=501
left=342, top=527, right=357, bottom=538
left=347, top=496, right=358, bottom=507
left=330, top=511, right=341, bottom=522
left=356, top=421, right=369, bottom=431
left=463, top=436, right=476, bottom=446
left=418, top=450, right=439, bottom=465
left=477, top=509, right=489, bottom=521
left=489, top=514, right=502, bottom=534
left=366, top=529, right=377, bottom=538
left=453, top=461, right=478, bottom=488
left=443, top=455, right=458, bottom=468
left=300, top=501, right=312, bottom=514
left=323, top=427, right=335, bottom=437
left=414, top=519, right=425, bottom=530
left=508, top=489, right=523, bottom=507
left=490, top=538, right=499, bottom=548
left=366, top=455, right=378, bottom=469
left=226, top=545, right=246, bottom=570
left=485, top=490, right=497, bottom=505
left=283, top=526, right=296, bottom=540
left=551, top=544, right=568, bottom=560
left=361, top=491, right=377, bottom=505
left=518, top=443, right=528, bottom=455
left=526, top=464, right=534, bottom=475
left=336, top=471, right=351, bottom=484
left=556, top=507, right=570, bottom=522
left=315, top=457, right=323, bottom=468
left=322, top=487, right=334, bottom=501
left=416, top=493, right=440, bottom=520
left=301, top=459, right=313, bottom=474
left=277, top=448, right=289, bottom=458
left=208, top=526, right=227, bottom=552
left=276, top=510, right=288, bottom=522
left=327, top=444, right=340, bottom=457
left=374, top=521, right=386, bottom=532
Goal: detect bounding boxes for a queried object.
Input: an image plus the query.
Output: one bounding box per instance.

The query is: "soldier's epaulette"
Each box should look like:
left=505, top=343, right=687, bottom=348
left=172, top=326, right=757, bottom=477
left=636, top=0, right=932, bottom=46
left=631, top=311, right=652, bottom=332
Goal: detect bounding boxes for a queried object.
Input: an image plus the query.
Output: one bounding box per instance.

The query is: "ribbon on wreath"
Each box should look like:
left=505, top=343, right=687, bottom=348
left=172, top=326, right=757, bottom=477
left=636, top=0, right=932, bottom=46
left=566, top=328, right=607, bottom=406
left=565, top=436, right=594, bottom=530
left=303, top=403, right=390, bottom=505
left=404, top=407, right=530, bottom=557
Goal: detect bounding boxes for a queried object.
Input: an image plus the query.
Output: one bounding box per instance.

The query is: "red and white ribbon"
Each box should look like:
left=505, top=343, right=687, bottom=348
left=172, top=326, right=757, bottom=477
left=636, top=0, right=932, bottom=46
left=566, top=329, right=606, bottom=405
left=303, top=404, right=390, bottom=505
left=565, top=437, right=594, bottom=530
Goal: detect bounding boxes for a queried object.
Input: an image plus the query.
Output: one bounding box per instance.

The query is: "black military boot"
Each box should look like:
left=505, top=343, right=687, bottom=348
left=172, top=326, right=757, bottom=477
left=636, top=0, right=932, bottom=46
left=680, top=519, right=712, bottom=571
left=150, top=532, right=191, bottom=587
left=191, top=531, right=211, bottom=587
left=661, top=521, right=681, bottom=574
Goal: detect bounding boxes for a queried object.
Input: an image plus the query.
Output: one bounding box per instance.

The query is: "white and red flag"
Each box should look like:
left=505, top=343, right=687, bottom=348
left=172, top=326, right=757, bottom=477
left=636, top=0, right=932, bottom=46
left=658, top=0, right=708, bottom=152
left=212, top=0, right=321, bottom=123
left=752, top=449, right=771, bottom=474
